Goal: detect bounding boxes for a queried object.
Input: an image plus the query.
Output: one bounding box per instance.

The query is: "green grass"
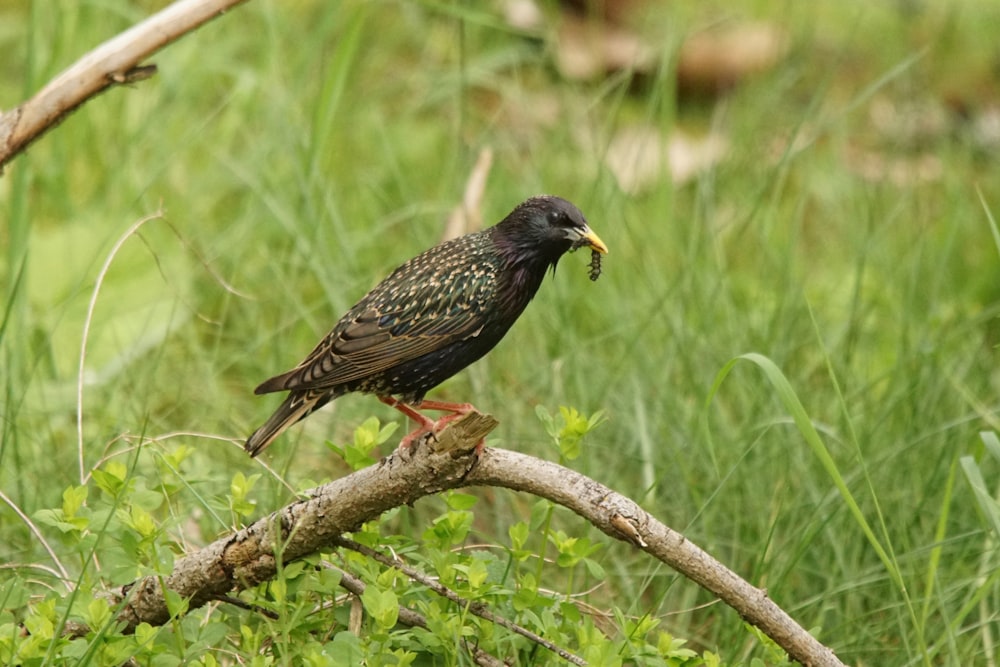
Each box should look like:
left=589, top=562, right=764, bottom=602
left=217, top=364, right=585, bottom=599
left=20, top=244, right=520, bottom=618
left=2, top=0, right=1000, bottom=664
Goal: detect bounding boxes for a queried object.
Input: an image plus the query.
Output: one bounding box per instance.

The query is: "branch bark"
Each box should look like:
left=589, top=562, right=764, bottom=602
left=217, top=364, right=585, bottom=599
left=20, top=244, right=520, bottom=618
left=100, top=411, right=845, bottom=667
left=0, top=0, right=249, bottom=173
left=466, top=450, right=843, bottom=667
left=109, top=412, right=499, bottom=627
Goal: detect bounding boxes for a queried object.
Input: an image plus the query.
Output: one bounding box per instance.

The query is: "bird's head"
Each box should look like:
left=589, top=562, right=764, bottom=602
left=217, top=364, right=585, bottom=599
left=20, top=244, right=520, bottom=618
left=496, top=195, right=608, bottom=272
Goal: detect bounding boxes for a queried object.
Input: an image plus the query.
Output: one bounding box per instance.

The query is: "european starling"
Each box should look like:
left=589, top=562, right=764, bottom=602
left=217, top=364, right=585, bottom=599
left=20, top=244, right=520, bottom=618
left=245, top=195, right=607, bottom=457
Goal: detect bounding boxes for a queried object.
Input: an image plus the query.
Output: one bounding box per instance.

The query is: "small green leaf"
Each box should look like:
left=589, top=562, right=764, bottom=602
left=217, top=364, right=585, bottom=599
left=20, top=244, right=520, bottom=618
left=327, top=631, right=364, bottom=664
left=465, top=558, right=488, bottom=590
left=535, top=406, right=605, bottom=461
left=230, top=472, right=261, bottom=499
left=163, top=588, right=188, bottom=617
left=583, top=557, right=606, bottom=579
left=560, top=600, right=581, bottom=623
left=529, top=499, right=551, bottom=531
left=513, top=572, right=547, bottom=612
left=375, top=420, right=399, bottom=445
left=62, top=485, right=88, bottom=519
left=508, top=521, right=529, bottom=551
left=657, top=631, right=696, bottom=659
left=423, top=510, right=473, bottom=547
left=34, top=509, right=88, bottom=533
left=361, top=586, right=399, bottom=630
left=136, top=507, right=159, bottom=537
left=22, top=610, right=55, bottom=642
left=92, top=462, right=129, bottom=497
left=134, top=622, right=157, bottom=647
left=271, top=578, right=287, bottom=603
left=85, top=597, right=112, bottom=629
left=444, top=491, right=478, bottom=510
left=343, top=446, right=376, bottom=470
left=283, top=561, right=306, bottom=579
left=0, top=578, right=29, bottom=611
left=535, top=404, right=555, bottom=436
left=702, top=651, right=723, bottom=667
left=328, top=417, right=399, bottom=470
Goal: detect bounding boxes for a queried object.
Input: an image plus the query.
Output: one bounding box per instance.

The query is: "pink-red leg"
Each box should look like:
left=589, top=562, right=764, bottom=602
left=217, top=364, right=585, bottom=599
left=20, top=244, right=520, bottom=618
left=378, top=396, right=485, bottom=450
left=378, top=396, right=436, bottom=429
left=413, top=399, right=479, bottom=431
left=378, top=396, right=436, bottom=448
left=414, top=399, right=476, bottom=415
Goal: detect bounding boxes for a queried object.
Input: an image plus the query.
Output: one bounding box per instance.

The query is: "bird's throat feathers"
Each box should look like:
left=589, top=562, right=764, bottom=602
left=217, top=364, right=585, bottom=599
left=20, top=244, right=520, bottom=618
left=491, top=239, right=561, bottom=317
left=495, top=224, right=562, bottom=269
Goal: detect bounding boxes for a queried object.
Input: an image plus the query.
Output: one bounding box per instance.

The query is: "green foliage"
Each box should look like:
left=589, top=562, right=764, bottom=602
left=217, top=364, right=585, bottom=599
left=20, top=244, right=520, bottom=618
left=0, top=416, right=743, bottom=665
left=3, top=0, right=1000, bottom=665
left=536, top=404, right=607, bottom=462
left=326, top=416, right=399, bottom=471
left=961, top=432, right=1000, bottom=538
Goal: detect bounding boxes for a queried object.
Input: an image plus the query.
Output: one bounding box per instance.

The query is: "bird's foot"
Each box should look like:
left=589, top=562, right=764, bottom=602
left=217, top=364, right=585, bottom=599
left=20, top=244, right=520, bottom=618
left=380, top=396, right=436, bottom=449
left=412, top=400, right=480, bottom=442
left=379, top=396, right=484, bottom=450
left=419, top=402, right=487, bottom=454
left=398, top=425, right=435, bottom=450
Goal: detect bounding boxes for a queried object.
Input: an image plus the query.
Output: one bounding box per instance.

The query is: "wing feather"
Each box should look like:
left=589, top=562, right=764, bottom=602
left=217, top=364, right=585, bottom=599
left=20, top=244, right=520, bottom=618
left=255, top=242, right=499, bottom=394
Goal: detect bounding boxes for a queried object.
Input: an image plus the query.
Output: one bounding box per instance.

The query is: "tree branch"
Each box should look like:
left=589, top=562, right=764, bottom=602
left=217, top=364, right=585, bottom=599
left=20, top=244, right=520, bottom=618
left=0, top=0, right=249, bottom=173
left=465, top=450, right=845, bottom=667
left=101, top=410, right=843, bottom=666
left=108, top=411, right=498, bottom=629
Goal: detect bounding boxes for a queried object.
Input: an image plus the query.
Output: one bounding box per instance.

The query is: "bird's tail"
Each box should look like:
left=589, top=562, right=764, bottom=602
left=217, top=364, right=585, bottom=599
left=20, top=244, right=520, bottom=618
left=245, top=390, right=332, bottom=457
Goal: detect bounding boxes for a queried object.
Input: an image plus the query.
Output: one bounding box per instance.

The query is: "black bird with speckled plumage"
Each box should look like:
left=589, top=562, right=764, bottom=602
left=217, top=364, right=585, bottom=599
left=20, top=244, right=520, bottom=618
left=245, top=195, right=607, bottom=457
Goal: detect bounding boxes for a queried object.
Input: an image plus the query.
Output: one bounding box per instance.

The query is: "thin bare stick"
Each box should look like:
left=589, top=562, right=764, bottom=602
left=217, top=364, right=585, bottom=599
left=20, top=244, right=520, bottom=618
left=330, top=565, right=506, bottom=667
left=209, top=594, right=279, bottom=620
left=0, top=489, right=71, bottom=586
left=0, top=0, right=250, bottom=172
left=76, top=211, right=164, bottom=483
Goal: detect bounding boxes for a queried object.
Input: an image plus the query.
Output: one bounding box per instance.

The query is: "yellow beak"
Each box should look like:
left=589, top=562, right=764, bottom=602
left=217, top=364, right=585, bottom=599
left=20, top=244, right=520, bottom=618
left=580, top=225, right=608, bottom=254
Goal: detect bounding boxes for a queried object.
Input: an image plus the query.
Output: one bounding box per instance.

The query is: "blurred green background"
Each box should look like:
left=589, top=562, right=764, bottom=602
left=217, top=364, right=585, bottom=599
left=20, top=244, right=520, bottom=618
left=2, top=0, right=1000, bottom=664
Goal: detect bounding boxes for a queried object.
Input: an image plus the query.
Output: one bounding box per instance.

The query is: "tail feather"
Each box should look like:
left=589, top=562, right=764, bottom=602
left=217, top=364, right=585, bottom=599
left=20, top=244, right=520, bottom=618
left=245, top=390, right=332, bottom=457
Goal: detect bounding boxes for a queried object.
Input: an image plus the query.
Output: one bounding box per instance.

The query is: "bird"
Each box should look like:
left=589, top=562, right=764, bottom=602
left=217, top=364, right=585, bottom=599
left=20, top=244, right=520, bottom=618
left=245, top=195, right=607, bottom=458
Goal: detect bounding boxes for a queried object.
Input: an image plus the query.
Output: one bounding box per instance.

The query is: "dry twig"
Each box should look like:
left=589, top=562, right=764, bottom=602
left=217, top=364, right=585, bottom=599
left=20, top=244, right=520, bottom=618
left=334, top=536, right=586, bottom=666
left=0, top=0, right=249, bottom=172
left=331, top=563, right=506, bottom=667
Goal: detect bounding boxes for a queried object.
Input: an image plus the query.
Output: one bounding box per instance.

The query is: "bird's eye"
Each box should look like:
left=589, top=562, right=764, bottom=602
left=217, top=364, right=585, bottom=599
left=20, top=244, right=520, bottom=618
left=547, top=210, right=569, bottom=227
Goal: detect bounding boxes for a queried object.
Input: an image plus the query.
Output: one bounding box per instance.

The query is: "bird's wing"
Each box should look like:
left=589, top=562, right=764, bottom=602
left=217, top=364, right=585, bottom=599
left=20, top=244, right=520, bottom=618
left=255, top=270, right=495, bottom=394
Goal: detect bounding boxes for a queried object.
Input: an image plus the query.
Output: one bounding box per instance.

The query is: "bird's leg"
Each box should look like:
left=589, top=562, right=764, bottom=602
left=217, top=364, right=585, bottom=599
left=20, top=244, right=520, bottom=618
left=378, top=395, right=439, bottom=448
left=378, top=395, right=437, bottom=428
left=379, top=396, right=486, bottom=452
left=413, top=399, right=478, bottom=429
left=413, top=399, right=477, bottom=414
